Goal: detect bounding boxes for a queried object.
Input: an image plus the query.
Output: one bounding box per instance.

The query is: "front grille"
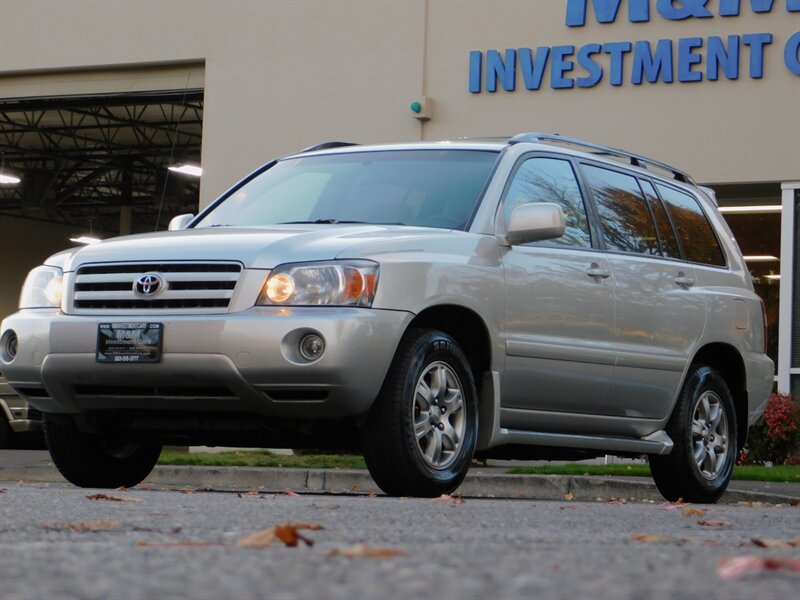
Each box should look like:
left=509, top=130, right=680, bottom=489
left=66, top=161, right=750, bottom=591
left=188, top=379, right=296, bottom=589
left=72, top=262, right=242, bottom=313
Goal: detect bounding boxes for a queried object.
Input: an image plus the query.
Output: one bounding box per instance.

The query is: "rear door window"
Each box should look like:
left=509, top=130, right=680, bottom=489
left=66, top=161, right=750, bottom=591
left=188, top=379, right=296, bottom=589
left=582, top=164, right=660, bottom=256
left=639, top=179, right=681, bottom=259
left=656, top=184, right=726, bottom=266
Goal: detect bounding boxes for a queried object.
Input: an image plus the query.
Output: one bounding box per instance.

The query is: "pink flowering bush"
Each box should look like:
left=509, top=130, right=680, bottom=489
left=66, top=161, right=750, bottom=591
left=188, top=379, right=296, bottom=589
left=740, top=393, right=799, bottom=465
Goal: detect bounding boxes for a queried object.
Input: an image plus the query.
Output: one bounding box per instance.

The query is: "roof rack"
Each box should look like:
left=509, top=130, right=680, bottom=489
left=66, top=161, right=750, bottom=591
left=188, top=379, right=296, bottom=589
left=508, top=132, right=694, bottom=184
left=300, top=141, right=360, bottom=153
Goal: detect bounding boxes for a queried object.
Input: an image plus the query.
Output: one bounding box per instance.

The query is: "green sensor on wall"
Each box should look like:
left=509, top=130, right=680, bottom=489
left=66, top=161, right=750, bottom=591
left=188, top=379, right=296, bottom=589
left=410, top=102, right=422, bottom=113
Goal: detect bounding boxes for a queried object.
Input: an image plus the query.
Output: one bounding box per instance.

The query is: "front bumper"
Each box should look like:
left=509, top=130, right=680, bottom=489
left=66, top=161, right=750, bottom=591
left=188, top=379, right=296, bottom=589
left=0, top=306, right=412, bottom=418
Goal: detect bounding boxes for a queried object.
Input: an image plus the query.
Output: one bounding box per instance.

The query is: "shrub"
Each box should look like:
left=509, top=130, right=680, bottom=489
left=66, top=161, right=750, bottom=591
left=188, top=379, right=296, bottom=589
left=740, top=393, right=800, bottom=465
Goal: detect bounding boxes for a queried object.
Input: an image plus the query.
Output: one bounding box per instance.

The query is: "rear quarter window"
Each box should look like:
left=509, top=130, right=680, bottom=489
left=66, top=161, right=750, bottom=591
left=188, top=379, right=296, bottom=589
left=656, top=184, right=726, bottom=267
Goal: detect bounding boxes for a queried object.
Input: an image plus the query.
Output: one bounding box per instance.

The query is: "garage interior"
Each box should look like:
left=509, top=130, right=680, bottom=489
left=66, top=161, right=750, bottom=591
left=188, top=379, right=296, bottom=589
left=0, top=89, right=203, bottom=237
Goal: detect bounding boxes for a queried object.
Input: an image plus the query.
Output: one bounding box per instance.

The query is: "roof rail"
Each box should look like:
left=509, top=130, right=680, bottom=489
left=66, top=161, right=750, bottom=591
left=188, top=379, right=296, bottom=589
left=300, top=141, right=360, bottom=153
left=508, top=132, right=694, bottom=184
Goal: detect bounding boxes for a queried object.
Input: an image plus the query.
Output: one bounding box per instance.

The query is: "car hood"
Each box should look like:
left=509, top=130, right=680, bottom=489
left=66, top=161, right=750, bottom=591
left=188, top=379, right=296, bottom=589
left=56, top=225, right=456, bottom=271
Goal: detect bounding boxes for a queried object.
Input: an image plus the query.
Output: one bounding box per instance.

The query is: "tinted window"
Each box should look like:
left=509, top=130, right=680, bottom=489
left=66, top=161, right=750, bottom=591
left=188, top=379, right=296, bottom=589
left=656, top=184, right=726, bottom=266
left=196, top=150, right=498, bottom=230
left=582, top=165, right=659, bottom=256
left=639, top=179, right=681, bottom=259
left=504, top=157, right=591, bottom=247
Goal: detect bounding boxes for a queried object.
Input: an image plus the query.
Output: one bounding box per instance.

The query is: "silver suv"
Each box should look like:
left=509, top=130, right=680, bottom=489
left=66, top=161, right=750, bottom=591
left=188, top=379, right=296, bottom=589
left=0, top=133, right=774, bottom=503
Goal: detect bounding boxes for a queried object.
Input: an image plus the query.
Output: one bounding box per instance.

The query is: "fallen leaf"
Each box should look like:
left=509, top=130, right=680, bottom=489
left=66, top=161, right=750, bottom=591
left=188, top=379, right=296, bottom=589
left=137, top=541, right=223, bottom=548
left=433, top=494, right=465, bottom=505
left=115, top=486, right=129, bottom=492
left=717, top=556, right=800, bottom=580
left=631, top=534, right=677, bottom=543
left=698, top=520, right=732, bottom=528
left=236, top=491, right=260, bottom=498
left=737, top=501, right=768, bottom=508
left=43, top=519, right=122, bottom=532
left=178, top=487, right=195, bottom=494
left=563, top=492, right=575, bottom=501
left=607, top=497, right=627, bottom=505
left=750, top=538, right=800, bottom=549
left=327, top=544, right=407, bottom=559
left=285, top=491, right=300, bottom=497
left=0, top=489, right=6, bottom=493
left=85, top=493, right=140, bottom=503
left=662, top=501, right=686, bottom=510
left=682, top=508, right=708, bottom=517
left=235, top=522, right=324, bottom=548
left=367, top=491, right=377, bottom=497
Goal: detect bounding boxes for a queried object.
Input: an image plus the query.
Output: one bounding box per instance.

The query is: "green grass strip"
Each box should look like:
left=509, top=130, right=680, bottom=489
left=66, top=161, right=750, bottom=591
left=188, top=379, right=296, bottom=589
left=158, top=450, right=367, bottom=470
left=506, top=463, right=800, bottom=483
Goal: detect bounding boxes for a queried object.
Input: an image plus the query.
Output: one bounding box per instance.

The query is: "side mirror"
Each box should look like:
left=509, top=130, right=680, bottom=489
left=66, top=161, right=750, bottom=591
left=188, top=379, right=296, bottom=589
left=168, top=214, right=195, bottom=231
left=504, top=202, right=565, bottom=246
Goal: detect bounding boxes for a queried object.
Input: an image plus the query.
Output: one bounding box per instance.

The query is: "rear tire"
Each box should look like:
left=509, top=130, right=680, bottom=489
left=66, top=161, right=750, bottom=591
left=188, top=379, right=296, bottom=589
left=361, top=329, right=478, bottom=497
left=650, top=365, right=736, bottom=504
left=44, top=414, right=162, bottom=488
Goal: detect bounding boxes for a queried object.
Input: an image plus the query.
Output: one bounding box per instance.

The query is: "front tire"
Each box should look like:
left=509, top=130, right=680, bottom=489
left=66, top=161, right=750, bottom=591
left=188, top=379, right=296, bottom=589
left=361, top=328, right=478, bottom=497
left=650, top=365, right=736, bottom=504
left=44, top=414, right=162, bottom=488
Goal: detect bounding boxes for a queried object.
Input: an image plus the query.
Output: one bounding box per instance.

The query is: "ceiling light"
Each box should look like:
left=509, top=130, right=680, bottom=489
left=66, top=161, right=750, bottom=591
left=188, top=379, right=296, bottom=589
left=0, top=173, right=21, bottom=185
left=743, top=255, right=779, bottom=262
left=69, top=235, right=102, bottom=245
left=168, top=164, right=203, bottom=177
left=718, top=205, right=782, bottom=214
left=764, top=274, right=781, bottom=280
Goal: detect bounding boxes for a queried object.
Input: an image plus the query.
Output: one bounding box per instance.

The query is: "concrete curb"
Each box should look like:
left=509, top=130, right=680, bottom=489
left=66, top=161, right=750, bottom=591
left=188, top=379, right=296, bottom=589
left=1, top=464, right=797, bottom=505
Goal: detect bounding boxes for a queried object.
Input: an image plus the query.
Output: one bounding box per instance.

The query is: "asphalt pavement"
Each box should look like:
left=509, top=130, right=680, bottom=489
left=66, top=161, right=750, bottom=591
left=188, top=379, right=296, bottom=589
left=1, top=482, right=799, bottom=600
left=2, top=450, right=798, bottom=504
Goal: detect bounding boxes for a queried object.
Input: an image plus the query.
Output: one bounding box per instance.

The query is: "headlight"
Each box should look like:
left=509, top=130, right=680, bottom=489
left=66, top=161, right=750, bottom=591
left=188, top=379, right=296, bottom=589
left=257, top=260, right=379, bottom=307
left=19, top=266, right=64, bottom=308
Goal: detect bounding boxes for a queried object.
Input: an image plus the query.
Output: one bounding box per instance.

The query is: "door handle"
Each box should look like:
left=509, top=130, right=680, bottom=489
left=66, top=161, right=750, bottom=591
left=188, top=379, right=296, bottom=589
left=674, top=272, right=695, bottom=288
left=586, top=263, right=610, bottom=279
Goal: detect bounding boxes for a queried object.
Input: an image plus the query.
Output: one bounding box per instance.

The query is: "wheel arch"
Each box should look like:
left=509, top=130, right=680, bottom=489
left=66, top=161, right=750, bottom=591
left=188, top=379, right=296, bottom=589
left=690, top=343, right=748, bottom=451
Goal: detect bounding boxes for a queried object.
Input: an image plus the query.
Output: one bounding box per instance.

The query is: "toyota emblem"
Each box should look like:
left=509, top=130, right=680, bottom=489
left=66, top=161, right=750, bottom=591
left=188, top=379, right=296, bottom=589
left=133, top=273, right=165, bottom=297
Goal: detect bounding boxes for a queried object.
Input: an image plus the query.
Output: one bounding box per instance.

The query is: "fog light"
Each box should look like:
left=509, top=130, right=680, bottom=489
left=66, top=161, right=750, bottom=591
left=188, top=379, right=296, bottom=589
left=299, top=334, right=325, bottom=361
left=1, top=330, right=18, bottom=363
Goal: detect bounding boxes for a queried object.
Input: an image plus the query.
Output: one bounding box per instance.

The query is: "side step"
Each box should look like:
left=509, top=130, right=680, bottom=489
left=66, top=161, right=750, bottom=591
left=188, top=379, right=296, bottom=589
left=499, top=429, right=674, bottom=456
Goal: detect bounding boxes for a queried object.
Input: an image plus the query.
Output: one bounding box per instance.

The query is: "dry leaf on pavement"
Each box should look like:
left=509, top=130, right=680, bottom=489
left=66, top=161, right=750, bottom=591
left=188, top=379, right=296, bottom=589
left=136, top=541, right=223, bottom=548
left=235, top=522, right=324, bottom=548
left=432, top=494, right=465, bottom=505
left=327, top=544, right=407, bottom=559
left=631, top=534, right=677, bottom=543
left=698, top=520, right=732, bottom=528
left=563, top=492, right=575, bottom=501
left=682, top=508, right=707, bottom=517
left=717, top=556, right=800, bottom=580
left=750, top=538, right=800, bottom=549
left=43, top=519, right=122, bottom=532
left=85, top=493, right=141, bottom=503
left=285, top=491, right=301, bottom=497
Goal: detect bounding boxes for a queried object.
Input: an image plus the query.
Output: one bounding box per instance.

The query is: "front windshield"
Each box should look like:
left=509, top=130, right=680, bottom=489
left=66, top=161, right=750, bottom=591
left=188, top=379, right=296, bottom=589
left=195, top=149, right=499, bottom=230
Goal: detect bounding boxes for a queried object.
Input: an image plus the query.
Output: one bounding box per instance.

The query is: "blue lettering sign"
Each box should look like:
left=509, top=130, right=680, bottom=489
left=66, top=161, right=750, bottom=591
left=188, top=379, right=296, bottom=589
left=487, top=49, right=517, bottom=92
left=785, top=31, right=800, bottom=75
left=551, top=45, right=577, bottom=88
left=657, top=0, right=713, bottom=20
left=632, top=39, right=675, bottom=83
left=678, top=37, right=704, bottom=81
left=577, top=43, right=604, bottom=86
left=707, top=35, right=741, bottom=80
left=519, top=47, right=551, bottom=90
left=742, top=33, right=773, bottom=77
left=566, top=0, right=650, bottom=26
left=604, top=41, right=633, bottom=85
left=469, top=51, right=482, bottom=93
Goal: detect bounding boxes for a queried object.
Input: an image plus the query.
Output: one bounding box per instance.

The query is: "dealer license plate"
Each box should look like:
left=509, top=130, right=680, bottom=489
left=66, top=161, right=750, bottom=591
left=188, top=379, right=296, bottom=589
left=96, top=322, right=163, bottom=363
